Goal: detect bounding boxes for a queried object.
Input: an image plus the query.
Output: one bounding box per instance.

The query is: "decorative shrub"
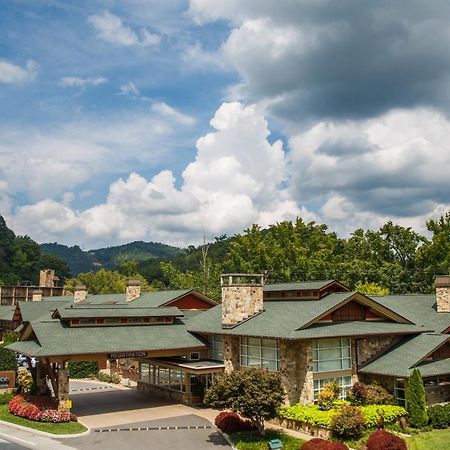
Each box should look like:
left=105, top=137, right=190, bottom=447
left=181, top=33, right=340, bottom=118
left=0, top=391, right=15, bottom=405
left=301, top=438, right=348, bottom=449
left=366, top=429, right=407, bottom=450
left=427, top=404, right=450, bottom=429
left=406, top=369, right=428, bottom=428
left=8, top=395, right=74, bottom=423
left=346, top=382, right=366, bottom=405
left=331, top=405, right=366, bottom=439
left=214, top=411, right=252, bottom=434
left=363, top=383, right=394, bottom=405
left=361, top=405, right=407, bottom=428
left=94, top=372, right=121, bottom=384
left=68, top=361, right=99, bottom=379
left=17, top=371, right=33, bottom=393
left=318, top=382, right=341, bottom=411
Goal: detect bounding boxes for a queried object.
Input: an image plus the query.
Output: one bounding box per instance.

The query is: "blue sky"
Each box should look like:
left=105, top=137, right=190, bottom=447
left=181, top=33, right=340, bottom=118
left=1, top=1, right=450, bottom=248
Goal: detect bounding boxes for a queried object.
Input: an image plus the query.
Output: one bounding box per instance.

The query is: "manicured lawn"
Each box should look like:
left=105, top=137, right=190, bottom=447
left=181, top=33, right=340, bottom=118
left=230, top=430, right=305, bottom=450
left=407, top=429, right=450, bottom=450
left=0, top=404, right=87, bottom=435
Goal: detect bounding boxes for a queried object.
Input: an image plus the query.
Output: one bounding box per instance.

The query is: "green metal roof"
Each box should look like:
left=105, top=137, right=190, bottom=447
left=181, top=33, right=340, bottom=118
left=55, top=305, right=183, bottom=319
left=264, top=280, right=337, bottom=291
left=18, top=300, right=71, bottom=322
left=7, top=319, right=206, bottom=357
left=0, top=305, right=16, bottom=321
left=360, top=334, right=450, bottom=378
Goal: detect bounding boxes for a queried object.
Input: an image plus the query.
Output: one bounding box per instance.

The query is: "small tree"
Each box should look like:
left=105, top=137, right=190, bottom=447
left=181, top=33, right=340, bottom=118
left=0, top=332, right=18, bottom=371
left=406, top=368, right=428, bottom=428
left=204, top=368, right=285, bottom=434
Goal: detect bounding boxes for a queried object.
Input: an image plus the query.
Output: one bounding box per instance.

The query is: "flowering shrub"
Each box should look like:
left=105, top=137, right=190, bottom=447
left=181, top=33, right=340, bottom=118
left=214, top=411, right=253, bottom=434
left=366, top=429, right=407, bottom=450
left=17, top=372, right=33, bottom=393
left=8, top=395, right=73, bottom=423
left=301, top=438, right=348, bottom=449
left=331, top=405, right=366, bottom=439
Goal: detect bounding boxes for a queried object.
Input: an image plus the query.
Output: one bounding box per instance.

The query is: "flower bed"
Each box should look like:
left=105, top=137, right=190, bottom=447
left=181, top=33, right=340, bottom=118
left=276, top=403, right=406, bottom=437
left=8, top=395, right=75, bottom=423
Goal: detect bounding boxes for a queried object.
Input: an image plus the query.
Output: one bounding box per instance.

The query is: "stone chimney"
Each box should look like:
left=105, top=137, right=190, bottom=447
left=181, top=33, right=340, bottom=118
left=435, top=276, right=450, bottom=313
left=221, top=274, right=264, bottom=328
left=32, top=289, right=42, bottom=302
left=74, top=285, right=87, bottom=303
left=39, top=269, right=55, bottom=288
left=126, top=279, right=141, bottom=302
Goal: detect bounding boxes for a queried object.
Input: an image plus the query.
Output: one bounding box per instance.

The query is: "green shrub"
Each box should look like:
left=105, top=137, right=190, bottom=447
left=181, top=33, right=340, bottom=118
left=331, top=405, right=366, bottom=439
left=94, top=372, right=121, bottom=384
left=361, top=405, right=407, bottom=428
left=363, top=383, right=394, bottom=405
left=0, top=391, right=14, bottom=405
left=318, top=382, right=341, bottom=411
left=406, top=369, right=428, bottom=428
left=68, top=361, right=99, bottom=379
left=427, top=404, right=450, bottom=429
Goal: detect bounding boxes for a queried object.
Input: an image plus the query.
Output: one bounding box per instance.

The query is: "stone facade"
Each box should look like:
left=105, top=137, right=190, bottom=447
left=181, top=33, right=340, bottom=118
left=222, top=284, right=263, bottom=327
left=74, top=285, right=87, bottom=303
left=355, top=335, right=398, bottom=366
left=39, top=269, right=55, bottom=288
left=279, top=339, right=314, bottom=405
left=57, top=366, right=70, bottom=410
left=436, top=287, right=450, bottom=313
left=223, top=335, right=240, bottom=373
left=126, top=279, right=141, bottom=302
left=426, top=383, right=450, bottom=404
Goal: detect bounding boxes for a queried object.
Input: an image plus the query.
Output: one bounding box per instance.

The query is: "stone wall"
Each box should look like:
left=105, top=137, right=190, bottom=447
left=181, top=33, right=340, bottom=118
left=356, top=335, right=398, bottom=366
left=222, top=285, right=263, bottom=327
left=279, top=340, right=314, bottom=405
left=426, top=383, right=450, bottom=404
left=39, top=269, right=55, bottom=288
left=223, top=335, right=240, bottom=373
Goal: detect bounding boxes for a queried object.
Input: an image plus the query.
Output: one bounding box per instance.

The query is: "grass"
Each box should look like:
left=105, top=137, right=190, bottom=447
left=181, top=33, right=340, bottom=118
left=230, top=430, right=305, bottom=450
left=407, top=429, right=450, bottom=450
left=0, top=404, right=87, bottom=435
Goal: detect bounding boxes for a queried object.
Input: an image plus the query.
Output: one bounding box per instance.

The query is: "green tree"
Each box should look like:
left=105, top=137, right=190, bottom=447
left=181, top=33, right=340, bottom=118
left=37, top=253, right=71, bottom=282
left=204, top=368, right=285, bottom=434
left=355, top=281, right=390, bottom=296
left=406, top=368, right=428, bottom=428
left=0, top=332, right=18, bottom=371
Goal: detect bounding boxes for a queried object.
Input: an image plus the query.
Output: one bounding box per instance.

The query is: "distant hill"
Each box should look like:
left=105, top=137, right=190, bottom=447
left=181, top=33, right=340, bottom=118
left=40, top=241, right=181, bottom=276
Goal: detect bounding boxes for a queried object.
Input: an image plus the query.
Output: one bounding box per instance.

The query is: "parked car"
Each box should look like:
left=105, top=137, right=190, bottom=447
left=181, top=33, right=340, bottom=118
left=17, top=354, right=28, bottom=367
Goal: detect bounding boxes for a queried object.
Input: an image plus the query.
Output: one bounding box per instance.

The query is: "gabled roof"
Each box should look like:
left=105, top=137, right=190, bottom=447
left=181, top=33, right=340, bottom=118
left=187, top=292, right=424, bottom=339
left=264, top=280, right=348, bottom=291
left=0, top=305, right=16, bottom=321
left=17, top=300, right=71, bottom=322
left=359, top=333, right=450, bottom=378
left=7, top=319, right=206, bottom=357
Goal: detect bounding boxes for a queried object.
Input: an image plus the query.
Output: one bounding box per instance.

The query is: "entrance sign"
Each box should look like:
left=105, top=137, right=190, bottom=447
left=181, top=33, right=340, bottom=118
left=108, top=351, right=148, bottom=359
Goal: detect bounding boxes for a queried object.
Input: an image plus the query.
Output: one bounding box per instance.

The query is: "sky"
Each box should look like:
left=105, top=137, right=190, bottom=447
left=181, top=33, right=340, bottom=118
left=1, top=0, right=450, bottom=249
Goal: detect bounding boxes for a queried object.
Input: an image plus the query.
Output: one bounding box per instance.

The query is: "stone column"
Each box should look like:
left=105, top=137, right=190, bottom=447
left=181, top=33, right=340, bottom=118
left=35, top=363, right=47, bottom=395
left=280, top=339, right=314, bottom=405
left=222, top=335, right=240, bottom=373
left=57, top=364, right=70, bottom=410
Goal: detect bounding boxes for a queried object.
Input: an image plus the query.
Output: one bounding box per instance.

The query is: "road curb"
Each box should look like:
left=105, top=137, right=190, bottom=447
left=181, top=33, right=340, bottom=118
left=0, top=419, right=91, bottom=439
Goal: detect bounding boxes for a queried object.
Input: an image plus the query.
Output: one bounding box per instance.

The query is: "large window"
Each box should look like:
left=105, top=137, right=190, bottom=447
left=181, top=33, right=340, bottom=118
left=139, top=363, right=185, bottom=392
left=208, top=335, right=223, bottom=361
left=313, top=338, right=351, bottom=373
left=394, top=378, right=406, bottom=407
left=313, top=376, right=352, bottom=399
left=240, top=337, right=280, bottom=371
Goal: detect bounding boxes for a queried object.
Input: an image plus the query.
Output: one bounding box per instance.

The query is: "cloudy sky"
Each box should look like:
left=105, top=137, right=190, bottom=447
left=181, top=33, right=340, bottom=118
left=1, top=0, right=450, bottom=248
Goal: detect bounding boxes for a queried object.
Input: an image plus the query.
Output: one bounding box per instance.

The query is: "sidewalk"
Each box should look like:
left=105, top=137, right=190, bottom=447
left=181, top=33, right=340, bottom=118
left=0, top=421, right=79, bottom=450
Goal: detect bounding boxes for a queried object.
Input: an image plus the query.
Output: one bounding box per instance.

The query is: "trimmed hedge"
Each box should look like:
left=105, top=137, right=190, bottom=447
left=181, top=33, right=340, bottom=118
left=301, top=438, right=348, bottom=449
left=278, top=403, right=406, bottom=430
left=68, top=361, right=99, bottom=379
left=214, top=412, right=253, bottom=434
left=366, top=429, right=407, bottom=450
left=427, top=404, right=450, bottom=429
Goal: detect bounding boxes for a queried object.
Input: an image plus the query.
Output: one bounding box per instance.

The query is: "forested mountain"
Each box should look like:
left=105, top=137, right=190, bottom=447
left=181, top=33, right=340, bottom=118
left=40, top=241, right=181, bottom=276
left=0, top=216, right=70, bottom=284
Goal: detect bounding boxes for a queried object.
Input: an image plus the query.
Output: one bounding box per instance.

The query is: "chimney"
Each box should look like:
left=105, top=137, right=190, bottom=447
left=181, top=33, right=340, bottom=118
left=126, top=279, right=141, bottom=302
left=221, top=274, right=264, bottom=328
left=435, top=276, right=450, bottom=313
left=74, top=285, right=87, bottom=303
left=32, top=289, right=42, bottom=302
left=39, top=269, right=55, bottom=288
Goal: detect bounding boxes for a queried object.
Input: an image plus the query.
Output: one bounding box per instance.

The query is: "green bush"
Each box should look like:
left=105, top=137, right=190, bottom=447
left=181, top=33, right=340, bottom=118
left=94, top=372, right=121, bottom=384
left=427, top=404, right=450, bottom=429
left=318, top=382, right=341, bottom=411
left=363, top=383, right=394, bottom=405
left=0, top=338, right=17, bottom=372
left=406, top=369, right=428, bottom=428
left=0, top=391, right=15, bottom=405
left=331, top=405, right=366, bottom=439
left=361, top=405, right=407, bottom=428
left=68, top=361, right=99, bottom=379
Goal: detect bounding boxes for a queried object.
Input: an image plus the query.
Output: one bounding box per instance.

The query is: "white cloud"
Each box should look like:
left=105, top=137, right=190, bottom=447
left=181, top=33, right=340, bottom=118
left=7, top=102, right=305, bottom=247
left=120, top=81, right=140, bottom=96
left=151, top=102, right=196, bottom=125
left=87, top=11, right=160, bottom=47
left=0, top=60, right=36, bottom=84
left=59, top=76, right=107, bottom=87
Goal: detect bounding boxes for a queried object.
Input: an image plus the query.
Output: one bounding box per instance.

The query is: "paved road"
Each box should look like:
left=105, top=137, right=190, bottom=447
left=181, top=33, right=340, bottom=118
left=0, top=438, right=26, bottom=450
left=62, top=415, right=230, bottom=450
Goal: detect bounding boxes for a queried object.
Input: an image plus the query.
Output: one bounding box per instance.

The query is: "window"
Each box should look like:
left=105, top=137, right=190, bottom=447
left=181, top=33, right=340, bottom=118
left=240, top=337, right=280, bottom=371
left=190, top=352, right=200, bottom=361
left=79, top=318, right=96, bottom=325
left=208, top=335, right=223, bottom=361
left=313, top=338, right=351, bottom=372
left=140, top=363, right=149, bottom=383
left=394, top=379, right=406, bottom=407
left=140, top=364, right=185, bottom=392
left=313, top=376, right=352, bottom=399
left=104, top=318, right=121, bottom=324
